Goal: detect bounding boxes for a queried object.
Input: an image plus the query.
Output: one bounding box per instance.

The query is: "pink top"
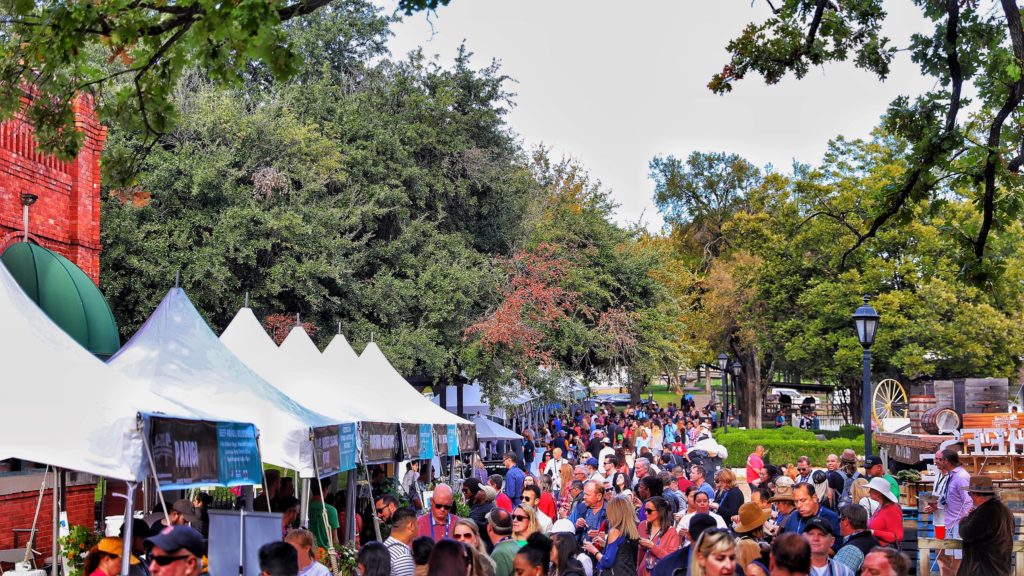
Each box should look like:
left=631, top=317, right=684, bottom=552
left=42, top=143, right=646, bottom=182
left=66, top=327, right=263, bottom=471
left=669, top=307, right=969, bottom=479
left=637, top=519, right=681, bottom=576
left=746, top=453, right=764, bottom=484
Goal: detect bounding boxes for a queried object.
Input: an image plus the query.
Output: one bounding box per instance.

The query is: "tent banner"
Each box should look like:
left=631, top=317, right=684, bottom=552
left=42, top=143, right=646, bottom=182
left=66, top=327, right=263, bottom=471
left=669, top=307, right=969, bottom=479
left=400, top=424, right=420, bottom=461
left=313, top=425, right=341, bottom=476
left=433, top=424, right=449, bottom=457
left=457, top=423, right=476, bottom=453
left=339, top=423, right=357, bottom=472
left=360, top=422, right=399, bottom=463
left=144, top=415, right=261, bottom=489
left=419, top=424, right=434, bottom=460
left=446, top=425, right=459, bottom=456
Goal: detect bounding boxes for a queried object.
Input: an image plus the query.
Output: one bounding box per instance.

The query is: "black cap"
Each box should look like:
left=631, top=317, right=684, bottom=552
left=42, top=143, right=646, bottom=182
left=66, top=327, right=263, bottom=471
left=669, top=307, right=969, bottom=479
left=145, top=525, right=205, bottom=558
left=688, top=513, right=717, bottom=541
left=121, top=518, right=156, bottom=540
left=804, top=517, right=833, bottom=537
left=864, top=455, right=883, bottom=468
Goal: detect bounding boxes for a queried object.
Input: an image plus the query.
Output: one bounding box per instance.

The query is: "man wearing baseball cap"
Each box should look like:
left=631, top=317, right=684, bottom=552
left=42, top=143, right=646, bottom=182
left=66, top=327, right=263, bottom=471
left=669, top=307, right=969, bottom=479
left=957, top=475, right=1014, bottom=576
left=805, top=518, right=854, bottom=576
left=864, top=455, right=900, bottom=502
left=149, top=500, right=199, bottom=532
left=145, top=525, right=205, bottom=576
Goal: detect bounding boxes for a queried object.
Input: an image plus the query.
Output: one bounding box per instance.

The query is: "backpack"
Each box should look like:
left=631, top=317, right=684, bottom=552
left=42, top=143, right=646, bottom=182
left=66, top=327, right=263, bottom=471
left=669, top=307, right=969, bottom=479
left=839, top=471, right=861, bottom=507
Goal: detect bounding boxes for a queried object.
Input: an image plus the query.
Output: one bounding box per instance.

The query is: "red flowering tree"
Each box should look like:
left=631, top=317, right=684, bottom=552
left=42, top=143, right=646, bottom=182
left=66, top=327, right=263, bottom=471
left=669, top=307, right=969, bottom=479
left=263, top=314, right=320, bottom=345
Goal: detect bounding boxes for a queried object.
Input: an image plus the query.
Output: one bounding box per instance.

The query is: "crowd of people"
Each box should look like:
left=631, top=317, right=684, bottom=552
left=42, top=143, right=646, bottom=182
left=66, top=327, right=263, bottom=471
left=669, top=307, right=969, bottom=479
left=83, top=399, right=1017, bottom=576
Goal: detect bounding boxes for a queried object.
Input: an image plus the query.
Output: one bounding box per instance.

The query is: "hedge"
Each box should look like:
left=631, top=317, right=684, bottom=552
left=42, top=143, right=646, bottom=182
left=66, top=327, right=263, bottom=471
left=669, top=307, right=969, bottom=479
left=716, top=427, right=874, bottom=468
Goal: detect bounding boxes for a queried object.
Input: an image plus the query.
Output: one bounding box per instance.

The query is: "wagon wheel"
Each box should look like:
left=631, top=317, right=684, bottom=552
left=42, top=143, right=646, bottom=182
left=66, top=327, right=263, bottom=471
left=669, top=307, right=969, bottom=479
left=872, top=378, right=909, bottom=427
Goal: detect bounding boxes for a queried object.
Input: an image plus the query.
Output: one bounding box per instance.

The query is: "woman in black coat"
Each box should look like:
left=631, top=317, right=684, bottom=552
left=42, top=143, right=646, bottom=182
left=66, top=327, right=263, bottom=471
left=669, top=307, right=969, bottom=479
left=712, top=469, right=745, bottom=529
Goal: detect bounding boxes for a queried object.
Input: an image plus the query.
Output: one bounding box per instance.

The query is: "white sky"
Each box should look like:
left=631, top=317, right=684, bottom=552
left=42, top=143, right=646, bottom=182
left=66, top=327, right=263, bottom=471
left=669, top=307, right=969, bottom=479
left=376, top=1, right=938, bottom=231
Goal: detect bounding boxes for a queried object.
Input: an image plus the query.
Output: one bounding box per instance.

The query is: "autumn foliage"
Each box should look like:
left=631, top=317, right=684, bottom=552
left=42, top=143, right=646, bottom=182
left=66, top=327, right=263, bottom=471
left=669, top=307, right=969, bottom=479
left=263, top=314, right=320, bottom=345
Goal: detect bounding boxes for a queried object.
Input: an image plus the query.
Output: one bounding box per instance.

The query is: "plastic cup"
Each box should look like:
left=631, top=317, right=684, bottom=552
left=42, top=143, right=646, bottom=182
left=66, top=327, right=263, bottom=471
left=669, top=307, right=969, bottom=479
left=935, top=524, right=946, bottom=539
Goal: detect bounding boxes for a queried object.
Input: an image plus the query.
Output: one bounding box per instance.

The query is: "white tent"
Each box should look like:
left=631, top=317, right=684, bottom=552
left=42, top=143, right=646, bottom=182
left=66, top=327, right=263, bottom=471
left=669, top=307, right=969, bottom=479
left=0, top=261, right=211, bottom=482
left=322, top=332, right=359, bottom=367
left=108, top=288, right=349, bottom=477
left=472, top=415, right=522, bottom=442
left=220, top=311, right=378, bottom=423
left=431, top=383, right=541, bottom=420
left=323, top=338, right=467, bottom=426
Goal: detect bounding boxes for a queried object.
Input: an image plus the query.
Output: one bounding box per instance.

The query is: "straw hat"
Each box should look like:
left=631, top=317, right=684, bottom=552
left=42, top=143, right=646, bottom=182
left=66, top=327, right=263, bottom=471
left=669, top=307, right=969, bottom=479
left=775, top=476, right=795, bottom=488
left=733, top=502, right=771, bottom=533
left=769, top=485, right=795, bottom=503
left=867, top=477, right=898, bottom=503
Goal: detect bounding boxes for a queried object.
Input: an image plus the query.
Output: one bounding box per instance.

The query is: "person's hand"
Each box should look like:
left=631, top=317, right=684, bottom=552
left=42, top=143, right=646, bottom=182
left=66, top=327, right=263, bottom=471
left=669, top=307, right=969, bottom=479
left=575, top=518, right=587, bottom=529
left=583, top=541, right=598, bottom=555
left=639, top=538, right=654, bottom=549
left=924, top=503, right=936, bottom=513
left=709, top=502, right=719, bottom=510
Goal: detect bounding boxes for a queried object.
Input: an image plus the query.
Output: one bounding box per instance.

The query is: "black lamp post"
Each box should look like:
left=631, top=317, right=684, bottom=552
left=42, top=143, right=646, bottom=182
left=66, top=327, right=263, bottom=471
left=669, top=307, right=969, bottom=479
left=852, top=295, right=880, bottom=457
left=730, top=360, right=743, bottom=427
left=717, top=353, right=729, bottom=431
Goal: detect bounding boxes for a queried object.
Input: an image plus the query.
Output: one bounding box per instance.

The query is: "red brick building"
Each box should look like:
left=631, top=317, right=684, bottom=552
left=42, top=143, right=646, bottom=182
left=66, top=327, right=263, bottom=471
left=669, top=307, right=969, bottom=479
left=0, top=95, right=106, bottom=283
left=0, top=95, right=106, bottom=564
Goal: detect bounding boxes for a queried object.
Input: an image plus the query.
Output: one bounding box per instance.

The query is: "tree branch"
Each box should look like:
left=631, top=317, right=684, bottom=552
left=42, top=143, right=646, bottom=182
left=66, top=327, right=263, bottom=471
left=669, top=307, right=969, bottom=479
left=277, top=0, right=336, bottom=22
left=976, top=0, right=1024, bottom=259
left=839, top=0, right=963, bottom=269
left=803, top=0, right=830, bottom=55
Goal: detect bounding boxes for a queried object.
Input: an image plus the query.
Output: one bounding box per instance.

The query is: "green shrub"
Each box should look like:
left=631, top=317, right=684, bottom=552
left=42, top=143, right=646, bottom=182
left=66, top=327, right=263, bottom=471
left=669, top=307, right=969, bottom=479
left=716, top=427, right=874, bottom=468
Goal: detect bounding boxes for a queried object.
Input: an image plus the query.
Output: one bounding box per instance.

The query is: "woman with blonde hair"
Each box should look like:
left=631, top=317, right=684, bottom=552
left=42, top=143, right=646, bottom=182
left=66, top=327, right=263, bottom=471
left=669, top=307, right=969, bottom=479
left=583, top=495, right=638, bottom=576
left=852, top=477, right=880, bottom=516
left=452, top=519, right=495, bottom=576
left=511, top=503, right=542, bottom=542
left=687, top=528, right=737, bottom=576
left=285, top=528, right=332, bottom=576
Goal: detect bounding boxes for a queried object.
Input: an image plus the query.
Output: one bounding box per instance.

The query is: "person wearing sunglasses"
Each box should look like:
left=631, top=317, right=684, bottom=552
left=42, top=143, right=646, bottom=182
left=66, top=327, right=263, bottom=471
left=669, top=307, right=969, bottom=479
left=144, top=525, right=205, bottom=576
left=638, top=496, right=678, bottom=576
left=452, top=519, right=496, bottom=576
left=511, top=504, right=542, bottom=543
left=375, top=494, right=400, bottom=524
left=417, top=484, right=461, bottom=541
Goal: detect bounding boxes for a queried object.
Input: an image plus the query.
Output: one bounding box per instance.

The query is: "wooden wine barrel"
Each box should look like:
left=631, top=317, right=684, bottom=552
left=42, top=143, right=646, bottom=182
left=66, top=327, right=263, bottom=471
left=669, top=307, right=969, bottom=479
left=921, top=406, right=961, bottom=434
left=909, top=395, right=935, bottom=434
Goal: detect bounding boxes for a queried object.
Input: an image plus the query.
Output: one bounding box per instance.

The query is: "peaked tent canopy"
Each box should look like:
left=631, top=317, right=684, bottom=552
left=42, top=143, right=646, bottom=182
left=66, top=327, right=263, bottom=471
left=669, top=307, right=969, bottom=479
left=333, top=341, right=467, bottom=426
left=108, top=288, right=349, bottom=477
left=322, top=333, right=359, bottom=367
left=1, top=242, right=120, bottom=358
left=472, top=415, right=522, bottom=442
left=0, top=261, right=217, bottom=481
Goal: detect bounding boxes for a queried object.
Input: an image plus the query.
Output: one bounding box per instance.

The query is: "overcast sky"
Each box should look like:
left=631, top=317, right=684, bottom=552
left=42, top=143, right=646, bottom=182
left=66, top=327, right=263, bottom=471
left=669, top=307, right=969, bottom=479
left=376, top=1, right=937, bottom=231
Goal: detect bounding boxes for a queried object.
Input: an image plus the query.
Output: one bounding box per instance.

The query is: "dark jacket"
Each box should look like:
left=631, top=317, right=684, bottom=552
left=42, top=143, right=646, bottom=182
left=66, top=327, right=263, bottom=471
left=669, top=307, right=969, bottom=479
left=843, top=529, right=879, bottom=557
left=957, top=496, right=1015, bottom=576
left=651, top=545, right=689, bottom=576
left=597, top=537, right=638, bottom=576
left=715, top=486, right=744, bottom=529
left=469, top=500, right=495, bottom=548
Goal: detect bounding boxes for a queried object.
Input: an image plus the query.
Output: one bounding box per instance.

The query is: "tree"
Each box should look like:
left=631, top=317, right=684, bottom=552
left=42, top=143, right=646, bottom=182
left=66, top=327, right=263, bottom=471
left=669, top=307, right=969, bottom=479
left=713, top=1, right=1024, bottom=277
left=461, top=155, right=686, bottom=406
left=0, top=0, right=432, bottom=167
left=101, top=9, right=534, bottom=387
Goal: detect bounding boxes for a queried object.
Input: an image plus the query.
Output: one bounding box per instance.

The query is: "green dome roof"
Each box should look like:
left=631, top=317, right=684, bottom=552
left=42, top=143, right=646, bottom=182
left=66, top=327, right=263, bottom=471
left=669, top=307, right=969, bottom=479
left=1, top=242, right=120, bottom=359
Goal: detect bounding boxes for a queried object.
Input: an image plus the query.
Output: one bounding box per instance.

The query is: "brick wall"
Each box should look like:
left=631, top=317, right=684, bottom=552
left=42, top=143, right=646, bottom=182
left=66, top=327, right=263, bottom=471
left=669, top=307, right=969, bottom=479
left=0, top=95, right=107, bottom=284
left=0, top=483, right=95, bottom=564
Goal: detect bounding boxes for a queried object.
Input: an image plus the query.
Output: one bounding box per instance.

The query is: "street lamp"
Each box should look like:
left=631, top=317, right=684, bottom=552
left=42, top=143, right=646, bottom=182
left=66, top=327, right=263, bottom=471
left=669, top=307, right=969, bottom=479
left=717, top=353, right=729, bottom=431
left=730, top=360, right=742, bottom=427
left=852, top=295, right=881, bottom=457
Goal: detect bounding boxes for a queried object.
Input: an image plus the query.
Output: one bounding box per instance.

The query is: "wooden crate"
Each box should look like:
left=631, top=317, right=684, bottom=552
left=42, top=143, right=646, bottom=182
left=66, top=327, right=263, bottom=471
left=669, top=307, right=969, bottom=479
left=934, top=380, right=955, bottom=410
left=955, top=378, right=1009, bottom=414
left=909, top=395, right=936, bottom=435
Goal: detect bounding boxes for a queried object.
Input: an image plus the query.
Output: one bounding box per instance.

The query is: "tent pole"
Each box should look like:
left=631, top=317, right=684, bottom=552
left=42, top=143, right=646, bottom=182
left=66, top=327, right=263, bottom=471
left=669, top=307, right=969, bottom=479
left=50, top=467, right=58, bottom=576
left=345, top=471, right=357, bottom=546
left=362, top=462, right=380, bottom=543
left=299, top=479, right=310, bottom=529
left=119, top=483, right=137, bottom=576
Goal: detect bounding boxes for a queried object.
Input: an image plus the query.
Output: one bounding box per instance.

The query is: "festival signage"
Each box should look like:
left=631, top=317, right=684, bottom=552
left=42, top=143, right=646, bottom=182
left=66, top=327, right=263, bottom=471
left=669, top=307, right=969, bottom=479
left=361, top=422, right=399, bottom=463
left=457, top=423, right=476, bottom=453
left=144, top=415, right=261, bottom=488
left=400, top=424, right=420, bottom=461
left=446, top=424, right=459, bottom=456
left=339, top=423, right=357, bottom=471
left=433, top=424, right=449, bottom=457
left=314, top=425, right=341, bottom=476
left=419, top=424, right=434, bottom=459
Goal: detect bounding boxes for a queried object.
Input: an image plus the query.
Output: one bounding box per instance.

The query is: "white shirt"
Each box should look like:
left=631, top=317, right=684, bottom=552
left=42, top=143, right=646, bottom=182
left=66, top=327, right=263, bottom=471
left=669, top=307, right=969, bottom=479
left=676, top=511, right=726, bottom=532
left=537, top=509, right=553, bottom=533
left=545, top=458, right=568, bottom=491
left=598, top=446, right=615, bottom=466
left=384, top=537, right=414, bottom=576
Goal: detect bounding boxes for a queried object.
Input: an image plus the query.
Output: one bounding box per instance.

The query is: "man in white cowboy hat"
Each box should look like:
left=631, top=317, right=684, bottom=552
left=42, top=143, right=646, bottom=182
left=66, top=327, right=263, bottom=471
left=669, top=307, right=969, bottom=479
left=957, top=475, right=1014, bottom=576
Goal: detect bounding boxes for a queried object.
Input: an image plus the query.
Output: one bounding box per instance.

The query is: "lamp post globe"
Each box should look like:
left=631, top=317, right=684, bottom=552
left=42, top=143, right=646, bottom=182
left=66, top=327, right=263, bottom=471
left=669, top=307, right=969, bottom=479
left=851, top=295, right=880, bottom=457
